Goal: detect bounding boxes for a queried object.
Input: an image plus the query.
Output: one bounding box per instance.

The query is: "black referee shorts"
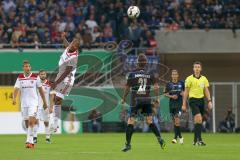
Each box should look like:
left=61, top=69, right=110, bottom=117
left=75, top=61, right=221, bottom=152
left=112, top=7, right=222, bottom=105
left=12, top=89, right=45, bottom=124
left=189, top=98, right=205, bottom=116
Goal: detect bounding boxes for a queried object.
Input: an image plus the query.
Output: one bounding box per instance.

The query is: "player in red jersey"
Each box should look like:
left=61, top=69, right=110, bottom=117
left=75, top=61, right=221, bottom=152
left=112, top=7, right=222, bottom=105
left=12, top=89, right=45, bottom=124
left=13, top=60, right=48, bottom=149
left=50, top=32, right=81, bottom=132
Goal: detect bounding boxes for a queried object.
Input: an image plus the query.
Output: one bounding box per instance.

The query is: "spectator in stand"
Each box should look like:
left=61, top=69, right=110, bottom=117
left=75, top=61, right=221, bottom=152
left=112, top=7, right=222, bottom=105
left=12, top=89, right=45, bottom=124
left=88, top=109, right=102, bottom=133
left=18, top=32, right=29, bottom=46
left=118, top=16, right=129, bottom=39
left=142, top=30, right=157, bottom=55
left=2, top=0, right=16, bottom=13
left=218, top=108, right=235, bottom=132
left=91, top=26, right=100, bottom=42
left=202, top=112, right=211, bottom=132
left=85, top=14, right=98, bottom=33
left=95, top=32, right=106, bottom=48
left=125, top=21, right=142, bottom=47
left=82, top=28, right=92, bottom=49
left=0, top=0, right=239, bottom=48
left=103, top=23, right=116, bottom=42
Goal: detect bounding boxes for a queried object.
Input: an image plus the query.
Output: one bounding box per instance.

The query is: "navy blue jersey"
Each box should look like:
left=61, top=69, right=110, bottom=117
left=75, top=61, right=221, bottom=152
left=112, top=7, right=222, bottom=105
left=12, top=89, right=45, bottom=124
left=165, top=80, right=185, bottom=105
left=127, top=69, right=157, bottom=106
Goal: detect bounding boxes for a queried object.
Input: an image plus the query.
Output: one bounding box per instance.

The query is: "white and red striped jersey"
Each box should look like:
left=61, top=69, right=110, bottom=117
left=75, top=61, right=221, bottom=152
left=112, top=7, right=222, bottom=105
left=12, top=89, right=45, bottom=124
left=14, top=73, right=42, bottom=108
left=55, top=47, right=78, bottom=85
left=38, top=79, right=51, bottom=109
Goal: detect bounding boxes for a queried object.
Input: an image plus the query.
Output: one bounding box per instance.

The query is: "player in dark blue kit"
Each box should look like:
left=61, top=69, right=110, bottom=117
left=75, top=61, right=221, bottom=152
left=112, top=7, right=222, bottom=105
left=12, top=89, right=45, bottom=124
left=164, top=69, right=184, bottom=144
left=121, top=54, right=166, bottom=152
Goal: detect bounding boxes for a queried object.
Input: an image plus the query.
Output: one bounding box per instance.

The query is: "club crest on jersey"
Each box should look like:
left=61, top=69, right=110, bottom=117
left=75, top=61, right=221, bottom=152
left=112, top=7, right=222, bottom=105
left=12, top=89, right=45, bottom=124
left=200, top=83, right=205, bottom=88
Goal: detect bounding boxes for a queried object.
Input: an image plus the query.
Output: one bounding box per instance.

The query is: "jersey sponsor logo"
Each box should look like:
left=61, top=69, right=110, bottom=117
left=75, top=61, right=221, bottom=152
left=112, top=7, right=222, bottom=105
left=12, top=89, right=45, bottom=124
left=134, top=74, right=150, bottom=78
left=22, top=86, right=34, bottom=89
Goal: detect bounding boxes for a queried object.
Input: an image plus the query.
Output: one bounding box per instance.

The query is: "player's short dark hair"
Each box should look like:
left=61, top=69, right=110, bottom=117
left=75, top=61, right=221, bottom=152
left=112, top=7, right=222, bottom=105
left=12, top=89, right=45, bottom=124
left=39, top=69, right=46, bottom=73
left=22, top=60, right=30, bottom=66
left=193, top=61, right=202, bottom=67
left=137, top=53, right=148, bottom=68
left=72, top=38, right=81, bottom=46
left=171, top=69, right=178, bottom=73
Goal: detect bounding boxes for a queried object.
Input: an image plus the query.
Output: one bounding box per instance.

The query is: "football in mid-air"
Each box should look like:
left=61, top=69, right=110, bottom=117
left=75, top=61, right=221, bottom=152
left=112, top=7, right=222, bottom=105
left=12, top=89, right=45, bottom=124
left=127, top=6, right=140, bottom=19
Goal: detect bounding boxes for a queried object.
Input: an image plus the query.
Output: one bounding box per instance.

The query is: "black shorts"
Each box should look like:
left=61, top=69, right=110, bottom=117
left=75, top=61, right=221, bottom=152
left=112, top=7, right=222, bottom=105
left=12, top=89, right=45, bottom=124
left=130, top=102, right=152, bottom=117
left=169, top=101, right=182, bottom=117
left=189, top=98, right=205, bottom=116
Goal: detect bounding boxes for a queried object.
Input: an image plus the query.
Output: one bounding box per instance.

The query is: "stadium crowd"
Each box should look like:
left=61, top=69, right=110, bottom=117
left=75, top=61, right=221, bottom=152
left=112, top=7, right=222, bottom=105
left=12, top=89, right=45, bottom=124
left=0, top=0, right=239, bottom=48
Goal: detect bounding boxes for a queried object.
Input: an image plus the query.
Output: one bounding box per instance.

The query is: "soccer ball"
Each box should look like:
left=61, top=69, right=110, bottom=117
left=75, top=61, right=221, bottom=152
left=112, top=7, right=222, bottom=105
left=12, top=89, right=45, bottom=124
left=127, top=6, right=140, bottom=19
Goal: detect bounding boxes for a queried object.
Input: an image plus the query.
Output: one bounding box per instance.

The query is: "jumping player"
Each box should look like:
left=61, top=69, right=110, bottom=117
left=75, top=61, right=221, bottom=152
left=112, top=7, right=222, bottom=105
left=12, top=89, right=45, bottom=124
left=121, top=53, right=166, bottom=152
left=50, top=33, right=81, bottom=132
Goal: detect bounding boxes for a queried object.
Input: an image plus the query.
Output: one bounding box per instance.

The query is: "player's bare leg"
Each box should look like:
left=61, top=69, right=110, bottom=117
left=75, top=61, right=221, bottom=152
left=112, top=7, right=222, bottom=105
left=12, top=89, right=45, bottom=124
left=51, top=96, right=62, bottom=133
left=33, top=119, right=39, bottom=144
left=122, top=117, right=135, bottom=152
left=26, top=116, right=36, bottom=149
left=146, top=116, right=166, bottom=149
left=193, top=113, right=205, bottom=146
left=172, top=116, right=183, bottom=144
left=44, top=121, right=51, bottom=143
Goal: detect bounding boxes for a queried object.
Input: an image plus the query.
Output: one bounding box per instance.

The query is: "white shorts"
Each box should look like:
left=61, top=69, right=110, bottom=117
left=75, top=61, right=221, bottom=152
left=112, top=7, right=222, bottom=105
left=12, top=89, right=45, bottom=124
left=55, top=81, right=73, bottom=99
left=21, top=107, right=38, bottom=120
left=36, top=108, right=50, bottom=122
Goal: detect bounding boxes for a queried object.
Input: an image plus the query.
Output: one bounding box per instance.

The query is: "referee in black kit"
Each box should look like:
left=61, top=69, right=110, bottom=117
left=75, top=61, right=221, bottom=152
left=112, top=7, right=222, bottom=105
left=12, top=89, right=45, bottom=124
left=182, top=61, right=212, bottom=146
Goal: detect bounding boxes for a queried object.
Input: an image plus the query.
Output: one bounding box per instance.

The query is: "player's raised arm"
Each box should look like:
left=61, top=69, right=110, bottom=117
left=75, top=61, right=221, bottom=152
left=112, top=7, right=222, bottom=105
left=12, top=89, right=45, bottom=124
left=61, top=32, right=70, bottom=48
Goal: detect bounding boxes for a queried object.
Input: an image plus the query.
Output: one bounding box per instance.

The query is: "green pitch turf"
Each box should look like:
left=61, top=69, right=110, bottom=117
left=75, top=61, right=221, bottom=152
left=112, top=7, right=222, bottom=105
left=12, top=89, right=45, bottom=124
left=0, top=133, right=239, bottom=160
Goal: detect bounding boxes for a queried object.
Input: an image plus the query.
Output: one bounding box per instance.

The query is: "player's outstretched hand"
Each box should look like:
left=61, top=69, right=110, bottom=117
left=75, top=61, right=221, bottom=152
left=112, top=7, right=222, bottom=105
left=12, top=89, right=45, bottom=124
left=121, top=99, right=126, bottom=105
left=12, top=99, right=16, bottom=105
left=61, top=32, right=66, bottom=39
left=172, top=95, right=178, bottom=100
left=208, top=101, right=213, bottom=110
left=51, top=83, right=57, bottom=90
left=49, top=106, right=53, bottom=114
left=43, top=103, right=48, bottom=111
left=44, top=107, right=49, bottom=114
left=182, top=103, right=187, bottom=112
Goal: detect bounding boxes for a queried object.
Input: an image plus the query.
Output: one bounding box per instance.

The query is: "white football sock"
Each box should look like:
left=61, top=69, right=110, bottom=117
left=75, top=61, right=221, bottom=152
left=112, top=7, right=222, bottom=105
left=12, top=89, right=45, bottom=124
left=53, top=105, right=61, bottom=127
left=33, top=124, right=39, bottom=138
left=27, top=127, right=34, bottom=144
left=45, top=126, right=50, bottom=139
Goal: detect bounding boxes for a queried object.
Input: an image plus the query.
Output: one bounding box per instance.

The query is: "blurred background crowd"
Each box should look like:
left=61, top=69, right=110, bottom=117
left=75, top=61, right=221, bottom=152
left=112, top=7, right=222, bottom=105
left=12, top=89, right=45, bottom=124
left=0, top=0, right=239, bottom=48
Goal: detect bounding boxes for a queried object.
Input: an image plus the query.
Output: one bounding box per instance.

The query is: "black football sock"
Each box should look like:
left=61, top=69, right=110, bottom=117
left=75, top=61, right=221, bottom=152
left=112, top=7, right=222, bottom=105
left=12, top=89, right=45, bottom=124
left=194, top=124, right=198, bottom=143
left=149, top=123, right=161, bottom=140
left=126, top=124, right=134, bottom=145
left=175, top=125, right=182, bottom=138
left=174, top=125, right=178, bottom=139
left=196, top=123, right=202, bottom=141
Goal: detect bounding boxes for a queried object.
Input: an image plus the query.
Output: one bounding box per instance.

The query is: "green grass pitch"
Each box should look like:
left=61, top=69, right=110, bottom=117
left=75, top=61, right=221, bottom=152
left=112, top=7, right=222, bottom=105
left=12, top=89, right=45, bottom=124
left=0, top=133, right=239, bottom=160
